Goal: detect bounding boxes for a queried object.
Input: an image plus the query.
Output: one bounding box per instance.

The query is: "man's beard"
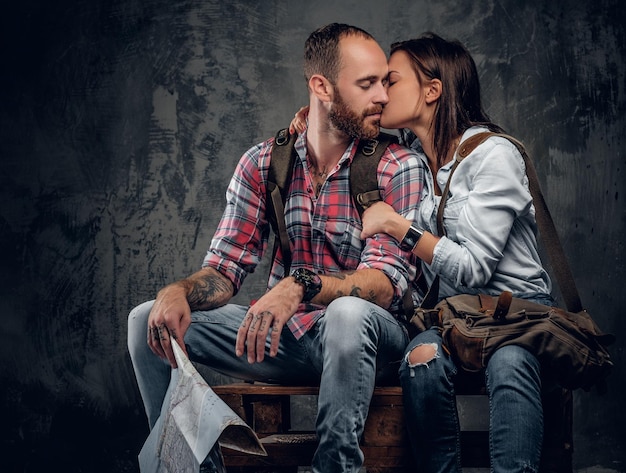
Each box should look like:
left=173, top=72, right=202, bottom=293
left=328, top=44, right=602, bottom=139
left=328, top=92, right=382, bottom=140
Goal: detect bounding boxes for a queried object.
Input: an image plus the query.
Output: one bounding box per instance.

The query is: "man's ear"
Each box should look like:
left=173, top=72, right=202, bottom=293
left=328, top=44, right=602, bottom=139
left=309, top=74, right=334, bottom=103
left=424, top=78, right=442, bottom=104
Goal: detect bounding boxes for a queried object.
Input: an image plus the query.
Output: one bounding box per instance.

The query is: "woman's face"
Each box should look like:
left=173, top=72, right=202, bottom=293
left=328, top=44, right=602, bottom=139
left=380, top=50, right=427, bottom=130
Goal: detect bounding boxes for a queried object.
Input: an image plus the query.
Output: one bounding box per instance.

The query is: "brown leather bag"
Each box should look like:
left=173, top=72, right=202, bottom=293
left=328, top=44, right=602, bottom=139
left=436, top=292, right=614, bottom=391
left=412, top=132, right=615, bottom=392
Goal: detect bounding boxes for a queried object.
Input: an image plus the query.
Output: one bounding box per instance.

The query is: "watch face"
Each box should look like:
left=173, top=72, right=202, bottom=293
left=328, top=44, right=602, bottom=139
left=293, top=268, right=322, bottom=302
left=401, top=226, right=423, bottom=251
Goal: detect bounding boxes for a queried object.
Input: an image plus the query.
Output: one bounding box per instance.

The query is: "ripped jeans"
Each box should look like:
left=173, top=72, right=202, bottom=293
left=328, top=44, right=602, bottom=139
left=399, top=327, right=543, bottom=473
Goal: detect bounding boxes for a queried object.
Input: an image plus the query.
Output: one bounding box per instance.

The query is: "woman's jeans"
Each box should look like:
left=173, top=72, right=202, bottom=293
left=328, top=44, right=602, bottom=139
left=127, top=296, right=408, bottom=473
left=399, top=327, right=543, bottom=473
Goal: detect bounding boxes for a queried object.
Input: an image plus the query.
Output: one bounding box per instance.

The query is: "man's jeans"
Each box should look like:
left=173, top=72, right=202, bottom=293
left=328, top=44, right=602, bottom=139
left=127, top=296, right=409, bottom=473
left=399, top=327, right=543, bottom=473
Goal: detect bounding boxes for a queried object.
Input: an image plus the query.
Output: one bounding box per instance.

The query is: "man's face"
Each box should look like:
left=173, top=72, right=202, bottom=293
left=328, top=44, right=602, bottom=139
left=329, top=89, right=383, bottom=139
left=329, top=36, right=389, bottom=140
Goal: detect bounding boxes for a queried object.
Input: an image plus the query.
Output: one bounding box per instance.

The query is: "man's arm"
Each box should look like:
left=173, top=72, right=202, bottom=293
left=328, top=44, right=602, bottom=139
left=313, top=268, right=393, bottom=308
left=147, top=266, right=234, bottom=367
left=358, top=144, right=425, bottom=310
left=236, top=267, right=392, bottom=365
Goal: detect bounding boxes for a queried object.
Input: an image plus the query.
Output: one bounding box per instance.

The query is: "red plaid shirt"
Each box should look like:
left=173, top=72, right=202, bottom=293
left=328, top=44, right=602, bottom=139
left=203, top=131, right=424, bottom=338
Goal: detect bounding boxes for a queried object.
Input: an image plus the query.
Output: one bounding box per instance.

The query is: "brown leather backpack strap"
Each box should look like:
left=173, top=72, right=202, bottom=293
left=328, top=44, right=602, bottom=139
left=429, top=132, right=497, bottom=300
left=489, top=133, right=584, bottom=313
left=431, top=130, right=583, bottom=319
left=268, top=129, right=299, bottom=274
left=457, top=132, right=495, bottom=158
left=351, top=132, right=398, bottom=216
left=436, top=132, right=495, bottom=236
left=494, top=291, right=513, bottom=319
left=478, top=293, right=495, bottom=313
left=476, top=291, right=511, bottom=319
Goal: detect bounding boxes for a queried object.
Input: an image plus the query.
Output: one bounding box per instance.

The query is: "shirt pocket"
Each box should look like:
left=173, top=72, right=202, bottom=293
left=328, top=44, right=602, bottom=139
left=441, top=194, right=468, bottom=241
left=319, top=213, right=363, bottom=269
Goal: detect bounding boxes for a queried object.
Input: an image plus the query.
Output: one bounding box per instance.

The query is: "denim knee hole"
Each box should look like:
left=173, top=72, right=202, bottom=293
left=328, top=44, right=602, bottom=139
left=405, top=342, right=439, bottom=377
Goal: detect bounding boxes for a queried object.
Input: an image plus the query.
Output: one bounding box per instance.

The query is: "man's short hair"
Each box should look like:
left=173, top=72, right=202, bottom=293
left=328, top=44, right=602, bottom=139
left=304, top=23, right=375, bottom=85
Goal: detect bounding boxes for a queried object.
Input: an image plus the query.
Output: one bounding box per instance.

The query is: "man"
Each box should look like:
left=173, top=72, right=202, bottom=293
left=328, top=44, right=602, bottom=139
left=128, top=23, right=424, bottom=473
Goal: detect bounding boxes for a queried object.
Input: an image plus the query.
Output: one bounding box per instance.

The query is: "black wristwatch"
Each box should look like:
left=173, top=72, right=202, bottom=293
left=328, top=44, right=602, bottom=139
left=291, top=268, right=323, bottom=302
left=400, top=225, right=423, bottom=251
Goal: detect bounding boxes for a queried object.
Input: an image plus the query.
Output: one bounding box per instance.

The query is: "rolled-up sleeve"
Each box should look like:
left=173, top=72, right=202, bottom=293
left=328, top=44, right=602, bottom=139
left=203, top=142, right=271, bottom=293
left=359, top=143, right=425, bottom=309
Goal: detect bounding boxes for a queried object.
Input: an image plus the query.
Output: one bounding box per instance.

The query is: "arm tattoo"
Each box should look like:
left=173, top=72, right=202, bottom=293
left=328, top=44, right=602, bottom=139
left=325, top=270, right=355, bottom=281
left=349, top=286, right=361, bottom=298
left=186, top=273, right=232, bottom=310
left=336, top=286, right=377, bottom=303
left=329, top=271, right=377, bottom=303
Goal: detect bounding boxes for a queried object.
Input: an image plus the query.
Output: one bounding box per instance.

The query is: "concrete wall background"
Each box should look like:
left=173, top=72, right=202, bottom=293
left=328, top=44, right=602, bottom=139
left=0, top=0, right=624, bottom=471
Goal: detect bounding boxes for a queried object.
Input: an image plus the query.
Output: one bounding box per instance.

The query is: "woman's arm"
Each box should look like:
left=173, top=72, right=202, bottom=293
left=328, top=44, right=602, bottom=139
left=362, top=138, right=532, bottom=287
left=361, top=201, right=439, bottom=265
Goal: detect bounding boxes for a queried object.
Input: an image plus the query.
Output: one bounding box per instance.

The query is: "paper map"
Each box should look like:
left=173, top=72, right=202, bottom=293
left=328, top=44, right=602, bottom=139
left=138, top=340, right=266, bottom=472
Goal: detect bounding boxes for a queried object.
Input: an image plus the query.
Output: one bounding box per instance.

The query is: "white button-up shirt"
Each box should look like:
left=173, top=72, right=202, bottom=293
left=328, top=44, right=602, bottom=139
left=405, top=126, right=552, bottom=300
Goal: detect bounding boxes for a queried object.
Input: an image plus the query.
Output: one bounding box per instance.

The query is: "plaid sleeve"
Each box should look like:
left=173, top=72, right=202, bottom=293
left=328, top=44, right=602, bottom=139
left=359, top=143, right=426, bottom=310
left=202, top=140, right=272, bottom=293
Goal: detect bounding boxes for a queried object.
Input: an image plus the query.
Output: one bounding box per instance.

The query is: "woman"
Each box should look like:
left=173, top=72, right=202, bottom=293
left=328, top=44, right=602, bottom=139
left=291, top=32, right=554, bottom=471
left=360, top=34, right=554, bottom=473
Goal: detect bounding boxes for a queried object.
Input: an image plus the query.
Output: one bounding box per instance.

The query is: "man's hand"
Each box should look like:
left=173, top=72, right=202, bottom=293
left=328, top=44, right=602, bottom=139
left=147, top=283, right=192, bottom=368
left=236, top=277, right=303, bottom=364
left=147, top=267, right=234, bottom=368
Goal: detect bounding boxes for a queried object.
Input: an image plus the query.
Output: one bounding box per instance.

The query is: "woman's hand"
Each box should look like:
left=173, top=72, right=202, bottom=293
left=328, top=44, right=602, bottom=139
left=288, top=106, right=310, bottom=134
left=361, top=201, right=408, bottom=242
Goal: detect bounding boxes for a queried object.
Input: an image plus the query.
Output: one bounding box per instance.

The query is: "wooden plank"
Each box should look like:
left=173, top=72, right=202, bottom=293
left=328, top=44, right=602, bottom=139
left=222, top=437, right=410, bottom=468
left=213, top=383, right=319, bottom=396
left=213, top=383, right=405, bottom=397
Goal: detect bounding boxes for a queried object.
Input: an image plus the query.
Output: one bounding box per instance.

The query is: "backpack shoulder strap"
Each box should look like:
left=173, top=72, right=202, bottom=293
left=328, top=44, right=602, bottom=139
left=435, top=132, right=493, bottom=235
left=267, top=128, right=298, bottom=274
left=350, top=132, right=399, bottom=217
left=437, top=131, right=583, bottom=313
left=267, top=129, right=401, bottom=278
left=350, top=132, right=415, bottom=316
left=493, top=132, right=583, bottom=313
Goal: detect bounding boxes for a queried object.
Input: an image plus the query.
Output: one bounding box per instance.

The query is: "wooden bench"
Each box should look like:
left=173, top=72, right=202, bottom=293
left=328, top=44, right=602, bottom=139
left=213, top=377, right=573, bottom=473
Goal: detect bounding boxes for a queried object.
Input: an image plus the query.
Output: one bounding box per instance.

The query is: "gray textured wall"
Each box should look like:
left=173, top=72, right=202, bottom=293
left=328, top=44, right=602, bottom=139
left=0, top=0, right=624, bottom=471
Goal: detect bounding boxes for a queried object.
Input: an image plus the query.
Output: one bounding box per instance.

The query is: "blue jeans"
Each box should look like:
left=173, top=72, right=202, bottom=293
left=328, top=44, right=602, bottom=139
left=127, top=296, right=408, bottom=473
left=399, top=327, right=543, bottom=473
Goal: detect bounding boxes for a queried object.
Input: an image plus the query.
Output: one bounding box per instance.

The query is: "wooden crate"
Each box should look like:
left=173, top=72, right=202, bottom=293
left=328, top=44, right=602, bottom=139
left=213, top=382, right=572, bottom=473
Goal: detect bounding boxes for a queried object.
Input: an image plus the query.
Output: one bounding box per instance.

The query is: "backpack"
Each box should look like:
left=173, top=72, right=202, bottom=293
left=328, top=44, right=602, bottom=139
left=266, top=128, right=398, bottom=274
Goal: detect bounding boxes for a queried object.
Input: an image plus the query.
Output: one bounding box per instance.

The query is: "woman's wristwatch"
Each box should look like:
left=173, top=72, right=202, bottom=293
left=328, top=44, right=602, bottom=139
left=400, top=225, right=423, bottom=251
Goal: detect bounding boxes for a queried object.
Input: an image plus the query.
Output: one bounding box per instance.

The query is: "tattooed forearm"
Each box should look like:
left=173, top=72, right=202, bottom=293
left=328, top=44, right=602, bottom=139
left=322, top=268, right=390, bottom=308
left=185, top=272, right=233, bottom=310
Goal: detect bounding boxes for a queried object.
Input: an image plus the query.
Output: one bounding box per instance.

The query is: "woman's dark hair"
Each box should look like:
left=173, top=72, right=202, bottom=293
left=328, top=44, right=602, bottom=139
left=390, top=33, right=504, bottom=167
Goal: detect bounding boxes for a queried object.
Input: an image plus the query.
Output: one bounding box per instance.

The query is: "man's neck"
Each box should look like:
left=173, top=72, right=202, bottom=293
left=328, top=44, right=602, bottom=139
left=306, top=107, right=352, bottom=169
